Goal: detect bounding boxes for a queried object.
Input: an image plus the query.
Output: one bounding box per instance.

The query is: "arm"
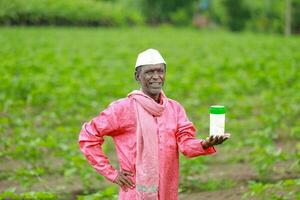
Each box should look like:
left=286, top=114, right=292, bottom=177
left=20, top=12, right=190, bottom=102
left=175, top=104, right=216, bottom=158
left=78, top=104, right=119, bottom=182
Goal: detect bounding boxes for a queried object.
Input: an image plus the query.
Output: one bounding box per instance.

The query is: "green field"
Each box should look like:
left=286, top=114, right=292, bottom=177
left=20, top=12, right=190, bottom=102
left=0, top=27, right=300, bottom=200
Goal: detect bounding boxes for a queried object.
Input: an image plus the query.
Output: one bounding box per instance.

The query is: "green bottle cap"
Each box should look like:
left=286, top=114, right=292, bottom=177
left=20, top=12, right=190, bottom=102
left=210, top=105, right=226, bottom=114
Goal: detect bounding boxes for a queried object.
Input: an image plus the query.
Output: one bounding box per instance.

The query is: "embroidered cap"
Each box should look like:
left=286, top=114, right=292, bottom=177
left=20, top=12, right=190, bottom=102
left=135, top=48, right=166, bottom=68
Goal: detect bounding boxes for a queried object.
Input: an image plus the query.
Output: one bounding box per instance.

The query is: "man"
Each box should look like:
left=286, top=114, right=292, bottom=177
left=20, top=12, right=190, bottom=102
left=78, top=48, right=230, bottom=200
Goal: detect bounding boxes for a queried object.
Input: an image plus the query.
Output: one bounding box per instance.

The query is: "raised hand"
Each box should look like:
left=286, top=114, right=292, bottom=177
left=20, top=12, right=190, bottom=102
left=114, top=169, right=135, bottom=192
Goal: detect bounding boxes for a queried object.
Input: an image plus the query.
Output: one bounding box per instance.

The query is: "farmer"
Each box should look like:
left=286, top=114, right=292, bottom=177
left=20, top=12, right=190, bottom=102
left=78, top=48, right=230, bottom=200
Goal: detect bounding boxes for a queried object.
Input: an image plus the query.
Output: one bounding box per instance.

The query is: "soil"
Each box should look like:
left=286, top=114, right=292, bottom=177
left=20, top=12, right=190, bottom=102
left=179, top=186, right=248, bottom=200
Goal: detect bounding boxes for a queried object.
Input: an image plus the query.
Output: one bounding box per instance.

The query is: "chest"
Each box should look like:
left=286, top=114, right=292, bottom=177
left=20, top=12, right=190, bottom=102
left=115, top=107, right=178, bottom=149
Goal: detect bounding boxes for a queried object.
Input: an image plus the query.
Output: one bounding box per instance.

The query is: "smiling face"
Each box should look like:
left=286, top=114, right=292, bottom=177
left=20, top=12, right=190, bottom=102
left=135, top=63, right=166, bottom=101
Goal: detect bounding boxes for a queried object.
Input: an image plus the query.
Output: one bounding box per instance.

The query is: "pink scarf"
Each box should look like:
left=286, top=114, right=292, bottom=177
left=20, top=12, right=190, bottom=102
left=128, top=90, right=167, bottom=200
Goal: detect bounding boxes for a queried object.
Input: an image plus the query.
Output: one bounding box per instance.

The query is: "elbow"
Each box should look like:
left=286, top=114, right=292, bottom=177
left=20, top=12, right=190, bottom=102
left=180, top=148, right=199, bottom=158
left=78, top=127, right=89, bottom=153
left=78, top=140, right=87, bottom=155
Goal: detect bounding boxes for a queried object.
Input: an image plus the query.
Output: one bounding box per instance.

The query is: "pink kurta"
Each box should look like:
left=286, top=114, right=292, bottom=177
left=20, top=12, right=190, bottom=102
left=79, top=96, right=216, bottom=200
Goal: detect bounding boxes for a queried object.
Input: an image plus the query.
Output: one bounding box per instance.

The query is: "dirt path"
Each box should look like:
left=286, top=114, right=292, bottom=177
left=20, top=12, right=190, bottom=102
left=179, top=186, right=247, bottom=200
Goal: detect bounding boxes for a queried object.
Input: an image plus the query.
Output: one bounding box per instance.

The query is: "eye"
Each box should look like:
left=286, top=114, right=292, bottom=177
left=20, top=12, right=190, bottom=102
left=145, top=71, right=154, bottom=75
left=158, top=69, right=164, bottom=74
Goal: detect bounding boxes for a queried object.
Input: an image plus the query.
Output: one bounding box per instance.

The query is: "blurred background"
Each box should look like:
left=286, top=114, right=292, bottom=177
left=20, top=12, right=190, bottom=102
left=0, top=0, right=299, bottom=199
left=0, top=0, right=300, bottom=34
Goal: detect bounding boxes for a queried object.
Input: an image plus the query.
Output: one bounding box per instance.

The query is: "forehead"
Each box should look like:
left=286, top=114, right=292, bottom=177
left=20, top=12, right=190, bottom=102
left=141, top=63, right=165, bottom=72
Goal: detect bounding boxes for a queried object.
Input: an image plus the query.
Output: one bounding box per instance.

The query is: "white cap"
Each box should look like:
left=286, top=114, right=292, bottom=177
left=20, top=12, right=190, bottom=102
left=135, top=48, right=166, bottom=68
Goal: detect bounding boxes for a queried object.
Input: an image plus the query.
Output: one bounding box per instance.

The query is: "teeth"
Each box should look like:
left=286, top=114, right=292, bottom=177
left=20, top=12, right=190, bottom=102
left=151, top=83, right=161, bottom=87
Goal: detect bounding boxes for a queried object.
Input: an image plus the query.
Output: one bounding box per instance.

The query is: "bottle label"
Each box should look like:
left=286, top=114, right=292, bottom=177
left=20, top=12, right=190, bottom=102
left=210, top=114, right=225, bottom=136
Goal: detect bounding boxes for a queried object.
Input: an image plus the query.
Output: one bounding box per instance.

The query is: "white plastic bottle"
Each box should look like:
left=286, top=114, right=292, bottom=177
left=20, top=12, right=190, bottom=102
left=209, top=105, right=226, bottom=136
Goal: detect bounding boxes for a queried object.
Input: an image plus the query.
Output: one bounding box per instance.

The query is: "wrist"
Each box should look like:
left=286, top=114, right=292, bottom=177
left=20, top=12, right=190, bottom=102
left=202, top=140, right=209, bottom=149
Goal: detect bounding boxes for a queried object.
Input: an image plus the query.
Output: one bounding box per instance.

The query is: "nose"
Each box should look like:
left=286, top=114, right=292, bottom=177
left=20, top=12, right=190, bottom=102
left=152, top=71, right=159, bottom=79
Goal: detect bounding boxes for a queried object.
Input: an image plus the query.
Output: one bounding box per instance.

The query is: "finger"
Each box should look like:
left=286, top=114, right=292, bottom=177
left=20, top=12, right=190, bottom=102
left=221, top=136, right=229, bottom=143
left=208, top=135, right=217, bottom=145
left=119, top=179, right=130, bottom=191
left=128, top=179, right=135, bottom=189
left=120, top=175, right=134, bottom=188
left=120, top=184, right=128, bottom=192
left=115, top=179, right=125, bottom=188
left=116, top=176, right=124, bottom=186
left=114, top=174, right=121, bottom=184
left=122, top=170, right=134, bottom=177
left=212, top=135, right=219, bottom=144
left=224, top=133, right=231, bottom=138
left=205, top=137, right=211, bottom=146
left=209, top=135, right=215, bottom=142
left=123, top=176, right=135, bottom=188
left=216, top=135, right=223, bottom=144
left=217, top=135, right=224, bottom=143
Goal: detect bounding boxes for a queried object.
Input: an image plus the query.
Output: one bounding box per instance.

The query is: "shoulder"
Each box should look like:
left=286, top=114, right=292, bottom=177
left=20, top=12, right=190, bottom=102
left=109, top=97, right=130, bottom=106
left=167, top=98, right=191, bottom=121
left=107, top=97, right=134, bottom=114
left=98, top=97, right=133, bottom=119
left=167, top=98, right=185, bottom=111
left=109, top=97, right=132, bottom=108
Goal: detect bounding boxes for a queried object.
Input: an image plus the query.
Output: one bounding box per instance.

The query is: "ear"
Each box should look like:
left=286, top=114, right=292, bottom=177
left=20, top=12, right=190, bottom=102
left=135, top=71, right=139, bottom=81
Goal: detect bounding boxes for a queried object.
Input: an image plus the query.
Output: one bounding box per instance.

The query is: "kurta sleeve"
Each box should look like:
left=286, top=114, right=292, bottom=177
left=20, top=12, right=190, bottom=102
left=78, top=103, right=120, bottom=182
left=175, top=103, right=216, bottom=158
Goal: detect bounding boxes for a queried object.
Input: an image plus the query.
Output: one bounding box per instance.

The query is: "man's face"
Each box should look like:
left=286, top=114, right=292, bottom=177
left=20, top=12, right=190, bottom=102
left=135, top=63, right=166, bottom=98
